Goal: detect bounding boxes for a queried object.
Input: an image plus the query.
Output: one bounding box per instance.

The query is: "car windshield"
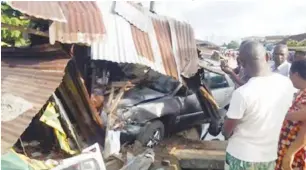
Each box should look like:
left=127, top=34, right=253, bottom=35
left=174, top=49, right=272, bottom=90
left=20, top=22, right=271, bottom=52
left=203, top=70, right=228, bottom=89
left=144, top=76, right=180, bottom=94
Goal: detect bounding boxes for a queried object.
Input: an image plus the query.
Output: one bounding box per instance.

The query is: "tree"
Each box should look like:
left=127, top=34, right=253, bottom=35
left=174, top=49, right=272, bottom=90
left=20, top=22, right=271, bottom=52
left=1, top=2, right=30, bottom=47
left=286, top=39, right=299, bottom=47
left=226, top=40, right=239, bottom=49
left=297, top=39, right=306, bottom=47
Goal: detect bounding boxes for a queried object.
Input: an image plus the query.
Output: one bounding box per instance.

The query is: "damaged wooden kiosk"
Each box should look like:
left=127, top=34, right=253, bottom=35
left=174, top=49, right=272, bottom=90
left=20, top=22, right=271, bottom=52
left=1, top=1, right=226, bottom=170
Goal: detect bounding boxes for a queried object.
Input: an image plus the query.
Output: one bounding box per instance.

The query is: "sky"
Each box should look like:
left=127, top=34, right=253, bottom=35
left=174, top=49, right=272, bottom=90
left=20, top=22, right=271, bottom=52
left=147, top=0, right=306, bottom=45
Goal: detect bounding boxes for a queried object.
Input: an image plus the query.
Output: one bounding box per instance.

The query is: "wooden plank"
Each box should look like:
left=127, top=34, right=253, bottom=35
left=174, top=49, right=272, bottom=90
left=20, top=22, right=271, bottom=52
left=200, top=86, right=219, bottom=109
left=106, top=82, right=131, bottom=129
left=171, top=149, right=225, bottom=160
left=53, top=92, right=83, bottom=150
left=110, top=81, right=135, bottom=88
left=76, top=72, right=104, bottom=127
left=58, top=84, right=91, bottom=142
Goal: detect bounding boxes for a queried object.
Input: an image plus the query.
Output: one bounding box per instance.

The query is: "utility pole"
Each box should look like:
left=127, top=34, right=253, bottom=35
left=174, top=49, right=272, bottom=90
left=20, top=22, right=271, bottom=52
left=149, top=1, right=156, bottom=13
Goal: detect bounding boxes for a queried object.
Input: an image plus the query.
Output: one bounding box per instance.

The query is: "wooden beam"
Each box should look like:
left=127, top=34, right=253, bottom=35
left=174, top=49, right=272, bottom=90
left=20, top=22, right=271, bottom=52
left=1, top=23, right=49, bottom=37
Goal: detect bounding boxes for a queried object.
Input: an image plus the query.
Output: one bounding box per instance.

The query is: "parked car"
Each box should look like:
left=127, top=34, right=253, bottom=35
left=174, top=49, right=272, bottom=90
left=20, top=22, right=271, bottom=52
left=197, top=59, right=235, bottom=141
left=117, top=75, right=223, bottom=147
left=200, top=59, right=235, bottom=110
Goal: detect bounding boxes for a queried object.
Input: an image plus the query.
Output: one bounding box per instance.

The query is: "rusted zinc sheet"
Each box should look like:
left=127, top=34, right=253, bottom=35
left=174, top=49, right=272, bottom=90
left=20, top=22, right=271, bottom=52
left=131, top=25, right=155, bottom=62
left=7, top=1, right=67, bottom=23
left=168, top=19, right=199, bottom=78
left=114, top=1, right=150, bottom=32
left=91, top=1, right=167, bottom=76
left=152, top=18, right=179, bottom=80
left=1, top=44, right=70, bottom=154
left=49, top=1, right=106, bottom=45
left=92, top=2, right=198, bottom=80
left=7, top=1, right=106, bottom=45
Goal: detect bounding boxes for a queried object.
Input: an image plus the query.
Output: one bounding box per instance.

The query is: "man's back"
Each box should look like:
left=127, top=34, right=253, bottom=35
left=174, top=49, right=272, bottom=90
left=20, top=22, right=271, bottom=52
left=226, top=73, right=295, bottom=162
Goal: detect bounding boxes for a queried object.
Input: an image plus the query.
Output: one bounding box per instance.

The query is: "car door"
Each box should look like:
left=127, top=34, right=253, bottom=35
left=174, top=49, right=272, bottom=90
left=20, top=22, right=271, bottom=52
left=204, top=71, right=234, bottom=109
left=174, top=86, right=210, bottom=131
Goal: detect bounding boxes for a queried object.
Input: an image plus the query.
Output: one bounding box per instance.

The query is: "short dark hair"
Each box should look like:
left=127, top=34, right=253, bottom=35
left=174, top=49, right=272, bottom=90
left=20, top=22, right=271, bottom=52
left=290, top=59, right=306, bottom=80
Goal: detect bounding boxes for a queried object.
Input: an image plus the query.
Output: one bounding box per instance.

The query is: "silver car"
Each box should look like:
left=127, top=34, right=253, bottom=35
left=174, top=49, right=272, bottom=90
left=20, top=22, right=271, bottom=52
left=200, top=59, right=235, bottom=110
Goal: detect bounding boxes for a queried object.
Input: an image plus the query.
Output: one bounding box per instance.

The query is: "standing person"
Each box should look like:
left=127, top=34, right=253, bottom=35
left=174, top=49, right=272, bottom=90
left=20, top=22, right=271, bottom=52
left=221, top=56, right=249, bottom=88
left=221, top=41, right=251, bottom=87
left=222, top=41, right=296, bottom=170
left=275, top=60, right=306, bottom=170
left=272, top=44, right=291, bottom=76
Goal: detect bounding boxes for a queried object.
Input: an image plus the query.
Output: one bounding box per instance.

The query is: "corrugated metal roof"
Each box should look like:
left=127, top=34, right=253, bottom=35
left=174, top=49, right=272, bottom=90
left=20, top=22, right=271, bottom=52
left=7, top=1, right=106, bottom=45
left=1, top=44, right=70, bottom=154
left=152, top=18, right=179, bottom=80
left=114, top=1, right=151, bottom=33
left=49, top=1, right=106, bottom=45
left=168, top=19, right=199, bottom=78
left=91, top=1, right=166, bottom=76
left=92, top=2, right=198, bottom=79
left=7, top=1, right=67, bottom=23
left=131, top=25, right=155, bottom=62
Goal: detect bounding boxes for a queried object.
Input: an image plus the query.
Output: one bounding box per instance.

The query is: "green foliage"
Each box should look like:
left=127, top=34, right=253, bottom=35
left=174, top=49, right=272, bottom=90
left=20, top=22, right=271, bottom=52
left=287, top=39, right=306, bottom=47
left=286, top=39, right=299, bottom=47
left=1, top=2, right=30, bottom=46
left=298, top=39, right=306, bottom=46
left=226, top=40, right=239, bottom=49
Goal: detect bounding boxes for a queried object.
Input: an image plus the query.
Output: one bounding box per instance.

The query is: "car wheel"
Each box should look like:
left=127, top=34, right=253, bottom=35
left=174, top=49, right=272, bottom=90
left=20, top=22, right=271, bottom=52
left=208, top=122, right=222, bottom=136
left=136, top=120, right=165, bottom=148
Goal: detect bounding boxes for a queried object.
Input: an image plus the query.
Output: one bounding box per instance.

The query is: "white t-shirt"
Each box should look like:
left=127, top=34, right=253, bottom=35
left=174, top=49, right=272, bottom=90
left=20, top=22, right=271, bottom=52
left=271, top=61, right=291, bottom=77
left=226, top=73, right=296, bottom=162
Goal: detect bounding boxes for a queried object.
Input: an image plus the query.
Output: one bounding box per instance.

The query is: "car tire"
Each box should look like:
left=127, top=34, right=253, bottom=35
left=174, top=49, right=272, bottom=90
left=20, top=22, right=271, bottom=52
left=136, top=120, right=165, bottom=147
left=208, top=122, right=222, bottom=136
left=208, top=108, right=226, bottom=136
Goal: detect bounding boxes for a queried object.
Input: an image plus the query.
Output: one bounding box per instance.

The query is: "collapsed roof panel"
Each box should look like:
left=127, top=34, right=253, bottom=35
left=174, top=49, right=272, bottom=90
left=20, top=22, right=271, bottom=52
left=7, top=1, right=67, bottom=23
left=168, top=19, right=199, bottom=79
left=152, top=18, right=179, bottom=80
left=1, top=44, right=71, bottom=154
left=49, top=1, right=106, bottom=45
left=91, top=2, right=167, bottom=77
left=92, top=2, right=198, bottom=80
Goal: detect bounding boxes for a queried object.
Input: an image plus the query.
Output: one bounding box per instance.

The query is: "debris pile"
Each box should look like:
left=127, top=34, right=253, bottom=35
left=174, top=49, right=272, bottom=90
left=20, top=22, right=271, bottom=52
left=1, top=1, right=224, bottom=170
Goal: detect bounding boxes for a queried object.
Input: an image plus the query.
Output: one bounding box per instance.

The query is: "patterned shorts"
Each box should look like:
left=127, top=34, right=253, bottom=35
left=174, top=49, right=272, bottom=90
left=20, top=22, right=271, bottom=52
left=225, top=153, right=276, bottom=170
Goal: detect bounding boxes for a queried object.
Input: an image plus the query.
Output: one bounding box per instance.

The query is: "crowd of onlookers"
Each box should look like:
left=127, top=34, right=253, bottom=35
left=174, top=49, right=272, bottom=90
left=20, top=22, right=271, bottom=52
left=218, top=41, right=306, bottom=170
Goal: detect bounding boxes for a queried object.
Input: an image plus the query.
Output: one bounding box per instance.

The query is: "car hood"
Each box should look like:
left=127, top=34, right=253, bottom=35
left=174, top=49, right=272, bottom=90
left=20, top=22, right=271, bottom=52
left=118, top=87, right=166, bottom=108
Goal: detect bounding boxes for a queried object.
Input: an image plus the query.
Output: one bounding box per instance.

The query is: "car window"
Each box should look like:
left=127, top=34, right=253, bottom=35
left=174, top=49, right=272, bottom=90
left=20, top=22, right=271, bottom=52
left=204, top=71, right=229, bottom=89
left=176, top=86, right=193, bottom=97
left=145, top=76, right=180, bottom=94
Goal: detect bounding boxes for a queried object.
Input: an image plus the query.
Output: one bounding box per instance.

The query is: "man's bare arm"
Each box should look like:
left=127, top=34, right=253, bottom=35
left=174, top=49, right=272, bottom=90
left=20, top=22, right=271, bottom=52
left=222, top=117, right=239, bottom=139
left=227, top=70, right=246, bottom=86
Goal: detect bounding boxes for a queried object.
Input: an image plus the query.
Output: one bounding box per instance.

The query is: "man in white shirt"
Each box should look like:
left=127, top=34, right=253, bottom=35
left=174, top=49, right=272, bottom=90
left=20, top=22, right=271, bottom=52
left=222, top=41, right=296, bottom=170
left=271, top=44, right=291, bottom=76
